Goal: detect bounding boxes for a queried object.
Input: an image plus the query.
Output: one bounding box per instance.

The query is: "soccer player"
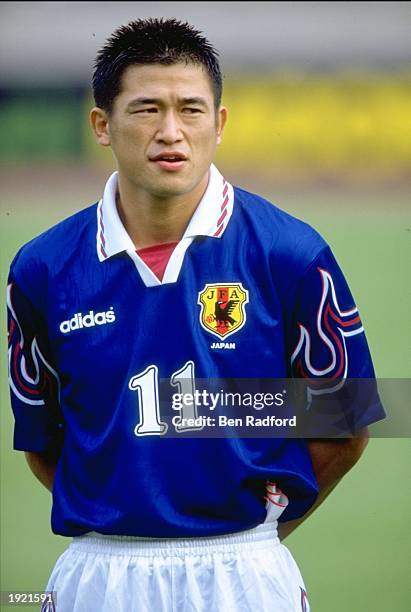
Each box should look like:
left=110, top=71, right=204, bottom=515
left=7, top=18, right=385, bottom=611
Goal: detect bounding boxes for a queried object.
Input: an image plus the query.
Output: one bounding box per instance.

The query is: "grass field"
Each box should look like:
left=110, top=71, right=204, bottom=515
left=0, top=174, right=410, bottom=611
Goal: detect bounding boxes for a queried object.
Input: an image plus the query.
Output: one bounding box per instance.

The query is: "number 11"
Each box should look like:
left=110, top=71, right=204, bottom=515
left=129, top=360, right=202, bottom=436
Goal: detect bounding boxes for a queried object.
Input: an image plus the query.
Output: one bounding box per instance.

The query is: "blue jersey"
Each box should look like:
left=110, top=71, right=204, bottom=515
left=7, top=165, right=385, bottom=537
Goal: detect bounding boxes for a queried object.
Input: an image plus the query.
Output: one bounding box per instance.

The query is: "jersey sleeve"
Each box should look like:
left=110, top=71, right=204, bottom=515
left=287, top=246, right=386, bottom=435
left=6, top=273, right=64, bottom=452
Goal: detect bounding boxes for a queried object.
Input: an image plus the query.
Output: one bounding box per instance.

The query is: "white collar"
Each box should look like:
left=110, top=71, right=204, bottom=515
left=96, top=164, right=234, bottom=263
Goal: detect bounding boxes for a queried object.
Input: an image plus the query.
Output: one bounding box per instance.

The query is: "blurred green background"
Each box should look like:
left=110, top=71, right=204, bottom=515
left=1, top=2, right=410, bottom=611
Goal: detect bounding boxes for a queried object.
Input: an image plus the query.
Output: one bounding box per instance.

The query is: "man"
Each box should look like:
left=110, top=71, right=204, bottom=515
left=7, top=18, right=385, bottom=612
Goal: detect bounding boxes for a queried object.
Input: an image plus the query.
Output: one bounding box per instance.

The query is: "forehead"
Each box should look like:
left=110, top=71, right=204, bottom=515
left=117, top=62, right=215, bottom=102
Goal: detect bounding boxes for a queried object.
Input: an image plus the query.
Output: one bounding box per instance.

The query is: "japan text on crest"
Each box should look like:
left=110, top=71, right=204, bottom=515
left=198, top=283, right=249, bottom=339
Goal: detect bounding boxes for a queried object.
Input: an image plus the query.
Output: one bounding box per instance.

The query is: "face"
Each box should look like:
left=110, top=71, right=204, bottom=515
left=91, top=62, right=227, bottom=200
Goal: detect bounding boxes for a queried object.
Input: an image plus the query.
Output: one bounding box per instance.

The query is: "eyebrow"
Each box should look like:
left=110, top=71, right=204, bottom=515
left=180, top=97, right=209, bottom=108
left=126, top=96, right=209, bottom=110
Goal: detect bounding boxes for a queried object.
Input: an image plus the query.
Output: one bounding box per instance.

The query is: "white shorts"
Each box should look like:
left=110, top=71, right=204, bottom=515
left=42, top=522, right=310, bottom=612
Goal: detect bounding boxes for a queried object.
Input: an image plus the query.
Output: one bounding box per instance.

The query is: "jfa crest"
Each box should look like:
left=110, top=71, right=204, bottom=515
left=198, top=283, right=249, bottom=339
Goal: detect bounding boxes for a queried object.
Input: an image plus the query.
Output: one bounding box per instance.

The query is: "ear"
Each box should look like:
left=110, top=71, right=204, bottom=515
left=216, top=106, right=228, bottom=145
left=90, top=107, right=111, bottom=147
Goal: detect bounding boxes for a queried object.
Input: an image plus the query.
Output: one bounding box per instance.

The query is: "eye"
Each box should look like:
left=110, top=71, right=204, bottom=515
left=182, top=107, right=202, bottom=114
left=133, top=108, right=158, bottom=114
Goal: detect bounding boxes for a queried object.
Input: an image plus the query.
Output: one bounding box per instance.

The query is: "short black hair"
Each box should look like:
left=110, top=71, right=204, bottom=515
left=93, top=18, right=222, bottom=113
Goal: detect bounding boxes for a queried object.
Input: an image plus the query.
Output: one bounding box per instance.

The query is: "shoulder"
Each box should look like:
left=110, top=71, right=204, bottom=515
left=10, top=203, right=97, bottom=270
left=9, top=203, right=98, bottom=302
left=232, top=185, right=328, bottom=272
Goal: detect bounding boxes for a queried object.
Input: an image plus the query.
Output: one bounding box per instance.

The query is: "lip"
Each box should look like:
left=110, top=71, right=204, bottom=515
left=153, top=160, right=187, bottom=171
left=149, top=152, right=188, bottom=172
left=149, top=151, right=188, bottom=162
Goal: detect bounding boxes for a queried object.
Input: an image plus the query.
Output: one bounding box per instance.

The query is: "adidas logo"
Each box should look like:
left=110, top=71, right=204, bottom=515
left=59, top=308, right=116, bottom=334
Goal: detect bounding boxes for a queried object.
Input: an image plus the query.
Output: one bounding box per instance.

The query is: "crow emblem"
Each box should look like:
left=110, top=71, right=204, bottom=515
left=198, top=283, right=249, bottom=339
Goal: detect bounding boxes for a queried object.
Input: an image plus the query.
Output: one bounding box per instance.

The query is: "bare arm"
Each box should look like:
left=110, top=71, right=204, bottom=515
left=278, top=429, right=369, bottom=541
left=24, top=449, right=60, bottom=493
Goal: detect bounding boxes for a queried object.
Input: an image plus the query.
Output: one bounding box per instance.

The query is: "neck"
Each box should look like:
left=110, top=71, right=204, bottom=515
left=116, top=171, right=209, bottom=249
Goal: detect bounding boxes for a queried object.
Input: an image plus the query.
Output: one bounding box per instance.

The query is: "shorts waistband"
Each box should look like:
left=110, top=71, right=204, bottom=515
left=70, top=522, right=279, bottom=557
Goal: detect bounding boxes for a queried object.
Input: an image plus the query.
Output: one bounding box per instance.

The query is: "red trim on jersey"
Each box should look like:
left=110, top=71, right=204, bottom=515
left=213, top=224, right=224, bottom=237
left=217, top=208, right=228, bottom=227
left=13, top=342, right=41, bottom=396
left=264, top=494, right=288, bottom=508
left=265, top=482, right=287, bottom=507
left=318, top=267, right=359, bottom=316
left=294, top=268, right=362, bottom=380
left=213, top=179, right=229, bottom=237
left=329, top=308, right=361, bottom=327
left=8, top=318, right=16, bottom=340
left=300, top=587, right=308, bottom=611
left=98, top=204, right=108, bottom=259
left=8, top=288, right=42, bottom=397
left=136, top=242, right=179, bottom=282
left=323, top=303, right=345, bottom=378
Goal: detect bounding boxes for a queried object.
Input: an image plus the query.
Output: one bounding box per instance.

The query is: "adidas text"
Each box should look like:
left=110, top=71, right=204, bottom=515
left=60, top=308, right=116, bottom=334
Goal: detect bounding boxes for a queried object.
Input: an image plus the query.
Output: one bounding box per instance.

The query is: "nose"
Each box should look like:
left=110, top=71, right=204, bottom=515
left=155, top=110, right=183, bottom=144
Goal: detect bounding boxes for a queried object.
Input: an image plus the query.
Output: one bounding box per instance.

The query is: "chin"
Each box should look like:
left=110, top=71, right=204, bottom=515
left=153, top=187, right=192, bottom=199
left=150, top=177, right=198, bottom=199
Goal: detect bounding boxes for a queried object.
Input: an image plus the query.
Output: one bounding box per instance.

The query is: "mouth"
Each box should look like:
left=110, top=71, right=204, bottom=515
left=149, top=152, right=188, bottom=171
